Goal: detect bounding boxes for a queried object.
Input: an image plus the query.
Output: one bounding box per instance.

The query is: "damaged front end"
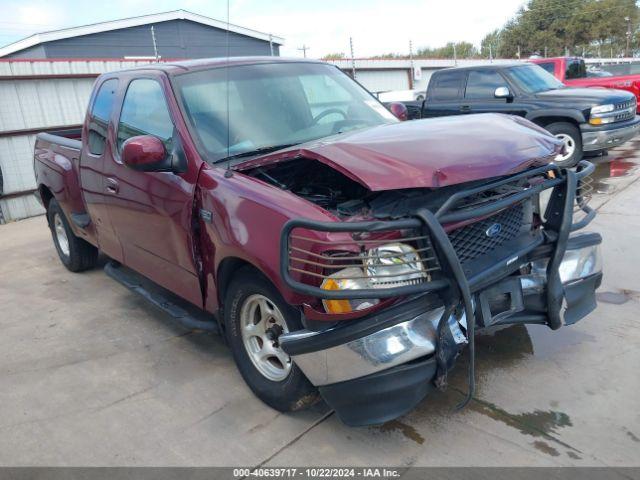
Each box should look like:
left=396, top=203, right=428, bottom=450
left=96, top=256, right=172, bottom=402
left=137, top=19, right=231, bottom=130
left=275, top=160, right=601, bottom=426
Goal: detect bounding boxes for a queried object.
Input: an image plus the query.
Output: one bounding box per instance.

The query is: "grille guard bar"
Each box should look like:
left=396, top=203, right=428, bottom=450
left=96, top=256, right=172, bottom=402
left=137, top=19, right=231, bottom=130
left=280, top=160, right=595, bottom=410
left=280, top=161, right=595, bottom=301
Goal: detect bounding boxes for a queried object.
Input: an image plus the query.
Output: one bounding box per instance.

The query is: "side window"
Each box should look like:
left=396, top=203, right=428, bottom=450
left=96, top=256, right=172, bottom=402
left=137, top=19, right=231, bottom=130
left=537, top=62, right=556, bottom=75
left=117, top=79, right=174, bottom=153
left=465, top=70, right=508, bottom=99
left=430, top=71, right=465, bottom=101
left=88, top=79, right=118, bottom=155
left=565, top=60, right=586, bottom=80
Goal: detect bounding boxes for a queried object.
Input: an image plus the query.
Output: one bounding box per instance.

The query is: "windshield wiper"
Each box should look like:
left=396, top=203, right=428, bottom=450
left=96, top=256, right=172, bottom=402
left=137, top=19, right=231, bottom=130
left=215, top=143, right=298, bottom=163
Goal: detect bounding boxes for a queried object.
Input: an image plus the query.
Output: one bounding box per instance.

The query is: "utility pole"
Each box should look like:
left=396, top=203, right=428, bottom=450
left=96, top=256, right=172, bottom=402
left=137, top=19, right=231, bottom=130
left=453, top=43, right=457, bottom=65
left=625, top=16, right=631, bottom=57
left=350, top=37, right=356, bottom=79
left=489, top=43, right=493, bottom=62
left=150, top=26, right=159, bottom=62
left=517, top=45, right=521, bottom=59
left=269, top=34, right=274, bottom=56
left=544, top=45, right=547, bottom=58
left=297, top=44, right=309, bottom=58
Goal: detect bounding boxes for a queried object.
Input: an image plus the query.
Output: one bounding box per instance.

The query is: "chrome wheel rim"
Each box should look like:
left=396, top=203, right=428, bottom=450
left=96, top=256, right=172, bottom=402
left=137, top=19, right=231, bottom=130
left=240, top=294, right=291, bottom=382
left=54, top=213, right=70, bottom=256
left=555, top=133, right=575, bottom=162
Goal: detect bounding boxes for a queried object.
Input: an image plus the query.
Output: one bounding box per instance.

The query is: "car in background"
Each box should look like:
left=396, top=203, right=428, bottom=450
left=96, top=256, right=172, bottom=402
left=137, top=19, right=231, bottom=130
left=531, top=57, right=640, bottom=111
left=376, top=89, right=425, bottom=103
left=399, top=63, right=640, bottom=166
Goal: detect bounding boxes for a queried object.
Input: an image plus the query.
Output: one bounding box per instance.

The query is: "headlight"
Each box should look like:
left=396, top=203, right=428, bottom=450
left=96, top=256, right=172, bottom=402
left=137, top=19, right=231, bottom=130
left=321, top=267, right=379, bottom=314
left=590, top=104, right=614, bottom=115
left=319, top=242, right=427, bottom=314
left=589, top=104, right=616, bottom=125
left=364, top=242, right=428, bottom=287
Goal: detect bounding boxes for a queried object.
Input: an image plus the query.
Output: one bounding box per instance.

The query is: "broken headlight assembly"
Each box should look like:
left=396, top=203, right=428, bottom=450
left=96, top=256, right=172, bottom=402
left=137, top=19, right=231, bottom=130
left=320, top=242, right=428, bottom=314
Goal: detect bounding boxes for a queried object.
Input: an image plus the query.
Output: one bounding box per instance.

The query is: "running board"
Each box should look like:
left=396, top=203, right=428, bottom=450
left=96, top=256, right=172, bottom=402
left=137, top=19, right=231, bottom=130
left=104, top=261, right=219, bottom=333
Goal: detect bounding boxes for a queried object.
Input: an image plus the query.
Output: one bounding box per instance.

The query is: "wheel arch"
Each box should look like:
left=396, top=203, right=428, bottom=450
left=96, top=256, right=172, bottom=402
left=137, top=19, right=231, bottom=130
left=528, top=115, right=582, bottom=129
left=216, top=256, right=263, bottom=309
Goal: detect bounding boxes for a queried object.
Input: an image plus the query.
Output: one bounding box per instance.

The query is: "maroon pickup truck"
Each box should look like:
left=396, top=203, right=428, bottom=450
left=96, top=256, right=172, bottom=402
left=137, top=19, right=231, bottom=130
left=34, top=57, right=602, bottom=426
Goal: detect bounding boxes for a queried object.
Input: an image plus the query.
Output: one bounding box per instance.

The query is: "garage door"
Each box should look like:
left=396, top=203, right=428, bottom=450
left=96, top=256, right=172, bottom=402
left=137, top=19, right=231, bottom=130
left=355, top=69, right=409, bottom=94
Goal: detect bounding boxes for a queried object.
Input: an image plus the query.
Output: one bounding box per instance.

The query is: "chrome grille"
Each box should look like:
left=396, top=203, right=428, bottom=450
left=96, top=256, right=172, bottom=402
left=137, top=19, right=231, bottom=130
left=613, top=99, right=636, bottom=122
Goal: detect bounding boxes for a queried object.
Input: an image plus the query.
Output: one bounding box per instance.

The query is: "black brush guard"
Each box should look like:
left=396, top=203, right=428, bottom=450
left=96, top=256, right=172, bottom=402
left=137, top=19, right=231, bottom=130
left=279, top=161, right=596, bottom=406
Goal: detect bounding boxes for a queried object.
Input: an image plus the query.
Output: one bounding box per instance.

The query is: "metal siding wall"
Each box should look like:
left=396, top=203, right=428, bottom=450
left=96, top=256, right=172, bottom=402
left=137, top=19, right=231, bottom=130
left=39, top=20, right=275, bottom=59
left=0, top=59, right=153, bottom=223
left=0, top=134, right=38, bottom=194
left=355, top=70, right=409, bottom=93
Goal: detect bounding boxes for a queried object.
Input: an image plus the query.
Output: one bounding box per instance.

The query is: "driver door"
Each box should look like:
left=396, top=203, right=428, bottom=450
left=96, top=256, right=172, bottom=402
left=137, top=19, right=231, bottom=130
left=103, top=77, right=202, bottom=306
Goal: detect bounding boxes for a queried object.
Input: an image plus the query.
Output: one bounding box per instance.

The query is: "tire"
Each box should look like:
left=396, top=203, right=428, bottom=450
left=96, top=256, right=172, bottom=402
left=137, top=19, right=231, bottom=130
left=545, top=122, right=583, bottom=167
left=224, top=268, right=319, bottom=412
left=47, top=199, right=98, bottom=272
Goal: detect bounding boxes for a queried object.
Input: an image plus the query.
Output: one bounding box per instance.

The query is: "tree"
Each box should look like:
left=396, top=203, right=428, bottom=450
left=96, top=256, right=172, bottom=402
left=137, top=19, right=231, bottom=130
left=321, top=53, right=346, bottom=60
left=416, top=41, right=479, bottom=59
left=481, top=29, right=501, bottom=58
left=486, top=0, right=639, bottom=58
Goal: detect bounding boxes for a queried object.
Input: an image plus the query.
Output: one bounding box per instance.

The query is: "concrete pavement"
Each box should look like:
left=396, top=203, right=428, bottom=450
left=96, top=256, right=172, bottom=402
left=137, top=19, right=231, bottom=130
left=0, top=150, right=639, bottom=466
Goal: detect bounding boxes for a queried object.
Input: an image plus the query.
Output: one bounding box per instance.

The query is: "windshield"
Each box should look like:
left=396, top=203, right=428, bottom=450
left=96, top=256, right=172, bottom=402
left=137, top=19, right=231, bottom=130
left=504, top=64, right=565, bottom=93
left=173, top=62, right=397, bottom=163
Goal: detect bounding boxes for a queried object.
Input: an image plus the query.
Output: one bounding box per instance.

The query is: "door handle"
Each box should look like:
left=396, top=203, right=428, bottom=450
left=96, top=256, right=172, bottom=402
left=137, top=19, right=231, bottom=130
left=105, top=177, right=119, bottom=194
left=459, top=105, right=471, bottom=113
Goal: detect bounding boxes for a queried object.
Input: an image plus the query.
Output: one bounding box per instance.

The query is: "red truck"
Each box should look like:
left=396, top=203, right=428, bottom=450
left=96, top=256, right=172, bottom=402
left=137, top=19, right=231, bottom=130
left=531, top=57, right=640, bottom=112
left=34, top=57, right=602, bottom=426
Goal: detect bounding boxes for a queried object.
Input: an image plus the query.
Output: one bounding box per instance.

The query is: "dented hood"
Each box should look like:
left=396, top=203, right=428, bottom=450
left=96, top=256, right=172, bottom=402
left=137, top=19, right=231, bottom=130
left=239, top=113, right=562, bottom=191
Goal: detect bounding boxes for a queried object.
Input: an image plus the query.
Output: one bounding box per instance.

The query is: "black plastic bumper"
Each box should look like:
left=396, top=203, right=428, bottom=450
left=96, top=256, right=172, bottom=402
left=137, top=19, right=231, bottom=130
left=319, top=355, right=437, bottom=427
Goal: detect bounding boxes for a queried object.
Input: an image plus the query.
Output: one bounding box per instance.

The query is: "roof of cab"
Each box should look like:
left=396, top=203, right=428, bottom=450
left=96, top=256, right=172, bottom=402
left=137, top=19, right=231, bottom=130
left=109, top=56, right=326, bottom=76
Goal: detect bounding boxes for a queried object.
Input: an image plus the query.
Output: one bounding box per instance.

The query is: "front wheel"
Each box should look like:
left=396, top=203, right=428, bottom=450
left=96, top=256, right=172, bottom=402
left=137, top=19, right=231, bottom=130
left=47, top=199, right=98, bottom=272
left=545, top=122, right=583, bottom=167
left=224, top=268, right=319, bottom=412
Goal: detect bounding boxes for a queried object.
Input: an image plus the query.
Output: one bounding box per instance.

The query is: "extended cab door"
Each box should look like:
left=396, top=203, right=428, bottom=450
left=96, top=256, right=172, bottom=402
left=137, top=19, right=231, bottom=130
left=102, top=76, right=202, bottom=306
left=462, top=69, right=526, bottom=117
left=421, top=70, right=467, bottom=118
left=79, top=77, right=124, bottom=262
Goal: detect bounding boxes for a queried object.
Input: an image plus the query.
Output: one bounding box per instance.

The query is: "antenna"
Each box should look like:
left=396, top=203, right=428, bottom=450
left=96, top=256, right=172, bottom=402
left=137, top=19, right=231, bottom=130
left=349, top=37, right=356, bottom=79
left=150, top=26, right=159, bottom=62
left=224, top=0, right=233, bottom=178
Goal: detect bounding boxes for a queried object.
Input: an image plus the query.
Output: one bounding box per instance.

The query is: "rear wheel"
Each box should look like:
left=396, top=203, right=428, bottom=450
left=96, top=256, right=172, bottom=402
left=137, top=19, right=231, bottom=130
left=545, top=122, right=583, bottom=167
left=47, top=199, right=98, bottom=272
left=224, top=268, right=319, bottom=412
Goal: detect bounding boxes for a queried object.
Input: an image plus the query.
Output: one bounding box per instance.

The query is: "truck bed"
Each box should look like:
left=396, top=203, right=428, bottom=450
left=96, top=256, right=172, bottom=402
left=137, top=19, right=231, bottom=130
left=36, top=127, right=83, bottom=151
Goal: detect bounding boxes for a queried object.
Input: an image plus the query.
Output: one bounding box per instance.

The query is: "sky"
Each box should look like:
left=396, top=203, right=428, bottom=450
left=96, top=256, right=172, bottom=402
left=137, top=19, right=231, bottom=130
left=0, top=0, right=527, bottom=58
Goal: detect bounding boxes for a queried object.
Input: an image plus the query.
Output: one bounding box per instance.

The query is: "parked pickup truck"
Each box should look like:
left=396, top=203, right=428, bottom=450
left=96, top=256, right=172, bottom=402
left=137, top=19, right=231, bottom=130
left=34, top=57, right=602, bottom=426
left=401, top=63, right=640, bottom=166
left=530, top=57, right=640, bottom=112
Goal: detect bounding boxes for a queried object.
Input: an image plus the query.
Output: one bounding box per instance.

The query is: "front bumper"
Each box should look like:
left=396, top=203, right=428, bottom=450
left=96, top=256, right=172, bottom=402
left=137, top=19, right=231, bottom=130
left=281, top=234, right=602, bottom=425
left=279, top=161, right=599, bottom=426
left=581, top=116, right=640, bottom=151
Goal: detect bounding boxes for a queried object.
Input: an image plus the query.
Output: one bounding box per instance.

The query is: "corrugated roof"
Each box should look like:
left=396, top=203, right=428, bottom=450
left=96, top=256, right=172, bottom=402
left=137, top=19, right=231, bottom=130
left=0, top=10, right=284, bottom=58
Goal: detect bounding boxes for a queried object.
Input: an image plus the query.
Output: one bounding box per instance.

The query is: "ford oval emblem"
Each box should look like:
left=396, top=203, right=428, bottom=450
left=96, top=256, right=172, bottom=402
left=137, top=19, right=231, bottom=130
left=485, top=223, right=502, bottom=238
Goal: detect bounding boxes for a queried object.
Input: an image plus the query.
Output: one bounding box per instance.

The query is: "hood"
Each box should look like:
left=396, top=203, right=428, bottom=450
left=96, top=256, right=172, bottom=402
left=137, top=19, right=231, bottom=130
left=237, top=113, right=560, bottom=191
left=536, top=86, right=634, bottom=105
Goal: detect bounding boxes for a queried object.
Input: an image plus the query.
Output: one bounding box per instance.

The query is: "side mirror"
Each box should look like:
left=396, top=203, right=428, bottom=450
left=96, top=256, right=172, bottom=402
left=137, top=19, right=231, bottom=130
left=121, top=135, right=169, bottom=172
left=388, top=102, right=408, bottom=121
left=494, top=86, right=512, bottom=99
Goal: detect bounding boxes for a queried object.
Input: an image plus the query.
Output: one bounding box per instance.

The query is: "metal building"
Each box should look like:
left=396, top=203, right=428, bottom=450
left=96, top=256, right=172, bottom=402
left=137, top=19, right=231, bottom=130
left=0, top=10, right=284, bottom=59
